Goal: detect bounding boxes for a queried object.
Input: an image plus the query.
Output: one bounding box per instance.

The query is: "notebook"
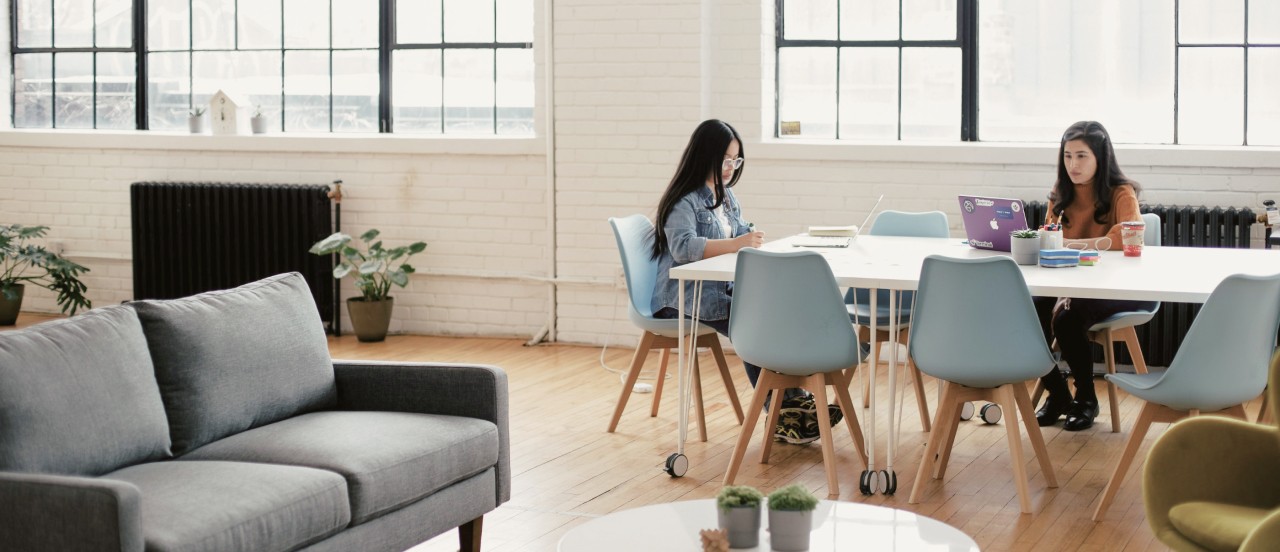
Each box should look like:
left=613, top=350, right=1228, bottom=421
left=794, top=194, right=884, bottom=248
left=957, top=195, right=1030, bottom=252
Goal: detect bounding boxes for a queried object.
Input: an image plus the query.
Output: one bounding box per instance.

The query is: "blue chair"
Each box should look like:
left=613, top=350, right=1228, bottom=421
left=606, top=215, right=744, bottom=440
left=1092, top=272, right=1280, bottom=521
left=1033, top=212, right=1164, bottom=432
left=722, top=248, right=868, bottom=495
left=846, top=210, right=949, bottom=430
left=906, top=256, right=1059, bottom=514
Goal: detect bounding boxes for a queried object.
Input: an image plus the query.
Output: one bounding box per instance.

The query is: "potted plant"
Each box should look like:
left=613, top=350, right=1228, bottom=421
left=188, top=106, right=206, bottom=133
left=251, top=105, right=269, bottom=134
left=0, top=224, right=92, bottom=325
left=767, top=484, right=818, bottom=551
left=309, top=229, right=427, bottom=342
left=715, top=485, right=763, bottom=548
left=1010, top=228, right=1040, bottom=265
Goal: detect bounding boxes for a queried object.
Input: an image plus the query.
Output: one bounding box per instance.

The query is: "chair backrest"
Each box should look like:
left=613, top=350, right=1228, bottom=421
left=1157, top=273, right=1280, bottom=410
left=608, top=215, right=659, bottom=319
left=1142, top=212, right=1161, bottom=246
left=729, top=248, right=860, bottom=375
left=848, top=211, right=951, bottom=309
left=908, top=255, right=1056, bottom=388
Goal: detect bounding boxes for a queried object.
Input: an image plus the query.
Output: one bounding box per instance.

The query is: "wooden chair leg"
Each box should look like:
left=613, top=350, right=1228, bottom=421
left=909, top=359, right=932, bottom=432
left=997, top=385, right=1033, bottom=514
left=828, top=369, right=868, bottom=467
left=693, top=354, right=708, bottom=442
left=1012, top=381, right=1057, bottom=488
left=1258, top=392, right=1271, bottom=424
left=1031, top=380, right=1045, bottom=407
left=1093, top=402, right=1159, bottom=521
left=1100, top=330, right=1122, bottom=433
left=650, top=347, right=670, bottom=417
left=608, top=332, right=655, bottom=432
left=1224, top=404, right=1248, bottom=420
left=934, top=396, right=966, bottom=480
left=911, top=382, right=958, bottom=504
left=809, top=374, right=840, bottom=495
left=1121, top=327, right=1149, bottom=374
left=708, top=338, right=745, bottom=424
left=724, top=372, right=776, bottom=485
left=759, top=383, right=785, bottom=464
left=458, top=516, right=483, bottom=552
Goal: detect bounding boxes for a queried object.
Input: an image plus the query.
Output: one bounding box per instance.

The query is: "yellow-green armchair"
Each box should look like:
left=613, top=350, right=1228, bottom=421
left=1143, top=349, right=1280, bottom=552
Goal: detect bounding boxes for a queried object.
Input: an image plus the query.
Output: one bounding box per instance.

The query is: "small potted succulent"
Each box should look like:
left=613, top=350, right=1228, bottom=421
left=1010, top=228, right=1040, bottom=265
left=715, top=485, right=763, bottom=548
left=250, top=105, right=269, bottom=134
left=767, top=484, right=818, bottom=551
left=188, top=106, right=207, bottom=133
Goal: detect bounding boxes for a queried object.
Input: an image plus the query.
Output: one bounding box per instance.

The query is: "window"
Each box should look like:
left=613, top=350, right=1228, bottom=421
left=10, top=0, right=534, bottom=134
left=1177, top=0, right=1280, bottom=145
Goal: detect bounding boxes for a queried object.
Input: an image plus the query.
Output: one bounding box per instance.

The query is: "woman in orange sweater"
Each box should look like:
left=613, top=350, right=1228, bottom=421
left=1034, top=121, right=1157, bottom=431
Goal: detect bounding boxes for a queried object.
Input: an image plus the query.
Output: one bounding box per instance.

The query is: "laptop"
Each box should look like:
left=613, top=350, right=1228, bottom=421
left=793, top=194, right=885, bottom=248
left=957, top=195, right=1030, bottom=252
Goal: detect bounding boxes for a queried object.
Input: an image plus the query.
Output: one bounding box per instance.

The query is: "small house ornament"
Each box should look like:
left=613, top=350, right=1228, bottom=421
left=209, top=89, right=253, bottom=136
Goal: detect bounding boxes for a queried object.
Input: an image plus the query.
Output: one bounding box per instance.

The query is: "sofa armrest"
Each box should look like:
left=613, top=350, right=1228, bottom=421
left=1242, top=508, right=1280, bottom=552
left=332, top=360, right=510, bottom=505
left=0, top=471, right=144, bottom=552
left=1144, top=416, right=1280, bottom=550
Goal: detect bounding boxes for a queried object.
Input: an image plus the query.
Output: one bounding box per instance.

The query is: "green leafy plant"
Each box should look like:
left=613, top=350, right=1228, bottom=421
left=309, top=229, right=427, bottom=302
left=716, top=485, right=764, bottom=511
left=0, top=224, right=91, bottom=315
left=1012, top=228, right=1040, bottom=239
left=189, top=106, right=206, bottom=117
left=767, top=484, right=819, bottom=512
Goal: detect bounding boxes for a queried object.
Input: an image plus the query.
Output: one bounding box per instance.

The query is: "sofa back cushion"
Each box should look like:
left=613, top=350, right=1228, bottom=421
left=0, top=305, right=172, bottom=475
left=131, top=272, right=337, bottom=455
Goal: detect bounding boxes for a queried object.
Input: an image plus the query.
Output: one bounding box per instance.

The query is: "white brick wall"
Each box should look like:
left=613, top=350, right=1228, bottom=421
left=4, top=0, right=1279, bottom=348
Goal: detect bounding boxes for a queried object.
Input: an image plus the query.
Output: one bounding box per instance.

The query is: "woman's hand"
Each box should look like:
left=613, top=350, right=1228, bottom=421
left=737, top=230, right=765, bottom=250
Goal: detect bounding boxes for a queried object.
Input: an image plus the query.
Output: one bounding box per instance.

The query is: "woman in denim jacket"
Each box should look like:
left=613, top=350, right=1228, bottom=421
left=649, top=119, right=838, bottom=445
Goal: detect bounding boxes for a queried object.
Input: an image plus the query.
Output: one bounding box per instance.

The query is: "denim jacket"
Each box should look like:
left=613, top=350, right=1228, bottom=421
left=652, top=186, right=749, bottom=320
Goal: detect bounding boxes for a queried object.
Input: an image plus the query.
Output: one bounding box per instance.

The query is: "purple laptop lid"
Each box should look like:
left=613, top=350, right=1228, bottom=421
left=958, top=196, right=1030, bottom=252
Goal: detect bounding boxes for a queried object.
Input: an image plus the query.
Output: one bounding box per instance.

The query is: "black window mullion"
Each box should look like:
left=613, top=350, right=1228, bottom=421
left=136, top=0, right=149, bottom=129
left=1243, top=0, right=1249, bottom=146
left=492, top=0, right=497, bottom=134
left=380, top=0, right=393, bottom=132
left=328, top=0, right=334, bottom=132
left=960, top=0, right=977, bottom=141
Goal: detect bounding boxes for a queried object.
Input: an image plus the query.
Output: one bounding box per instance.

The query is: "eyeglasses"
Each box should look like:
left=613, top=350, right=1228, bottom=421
left=722, top=157, right=744, bottom=170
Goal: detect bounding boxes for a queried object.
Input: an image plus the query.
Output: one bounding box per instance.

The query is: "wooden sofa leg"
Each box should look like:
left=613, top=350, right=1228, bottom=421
left=459, top=516, right=483, bottom=552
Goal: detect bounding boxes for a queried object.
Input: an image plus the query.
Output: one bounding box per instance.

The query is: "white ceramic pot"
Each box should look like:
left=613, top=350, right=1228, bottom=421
left=188, top=115, right=205, bottom=134
left=251, top=116, right=269, bottom=134
left=1040, top=229, right=1063, bottom=250
left=1010, top=236, right=1040, bottom=265
left=768, top=509, right=813, bottom=551
left=717, top=505, right=761, bottom=548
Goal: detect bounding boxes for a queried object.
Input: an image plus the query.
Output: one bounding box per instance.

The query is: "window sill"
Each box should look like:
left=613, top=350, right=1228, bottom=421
left=752, top=139, right=1280, bottom=169
left=0, top=129, right=545, bottom=156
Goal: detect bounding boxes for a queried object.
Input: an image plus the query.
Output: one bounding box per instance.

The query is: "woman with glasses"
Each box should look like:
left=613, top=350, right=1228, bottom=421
left=1033, top=120, right=1156, bottom=431
left=649, top=119, right=839, bottom=445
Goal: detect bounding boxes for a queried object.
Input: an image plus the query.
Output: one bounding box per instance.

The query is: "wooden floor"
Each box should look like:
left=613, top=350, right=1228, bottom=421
left=13, top=313, right=1252, bottom=551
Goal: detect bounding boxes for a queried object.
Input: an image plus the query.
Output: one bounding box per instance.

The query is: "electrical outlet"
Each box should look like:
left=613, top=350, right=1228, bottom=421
left=614, top=267, right=628, bottom=290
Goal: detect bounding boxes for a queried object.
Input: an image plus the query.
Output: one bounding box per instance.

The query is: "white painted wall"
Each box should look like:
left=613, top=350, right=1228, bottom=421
left=3, top=0, right=1278, bottom=347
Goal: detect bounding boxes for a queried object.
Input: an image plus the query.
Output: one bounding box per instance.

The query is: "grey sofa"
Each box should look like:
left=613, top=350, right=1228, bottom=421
left=0, top=273, right=510, bottom=552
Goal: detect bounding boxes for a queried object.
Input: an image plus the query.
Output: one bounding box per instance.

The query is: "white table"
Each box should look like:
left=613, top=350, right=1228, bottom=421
left=666, top=235, right=1280, bottom=488
left=557, top=499, right=980, bottom=551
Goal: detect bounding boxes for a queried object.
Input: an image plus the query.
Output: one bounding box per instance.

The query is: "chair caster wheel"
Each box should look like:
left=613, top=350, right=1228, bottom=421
left=881, top=470, right=898, bottom=495
left=664, top=453, right=688, bottom=478
left=859, top=470, right=874, bottom=495
left=980, top=403, right=1002, bottom=424
left=960, top=401, right=975, bottom=421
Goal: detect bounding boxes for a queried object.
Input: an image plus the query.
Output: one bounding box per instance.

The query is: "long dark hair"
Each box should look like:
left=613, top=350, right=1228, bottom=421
left=651, top=119, right=744, bottom=259
left=1050, top=120, right=1140, bottom=225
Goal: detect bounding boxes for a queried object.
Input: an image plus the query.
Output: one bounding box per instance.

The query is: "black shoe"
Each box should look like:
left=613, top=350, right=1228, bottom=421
left=780, top=394, right=843, bottom=426
left=1063, top=400, right=1099, bottom=431
left=1035, top=395, right=1071, bottom=427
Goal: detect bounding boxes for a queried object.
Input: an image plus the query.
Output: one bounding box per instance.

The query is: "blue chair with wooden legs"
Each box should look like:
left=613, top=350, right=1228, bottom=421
left=907, top=256, right=1059, bottom=514
left=1034, top=212, right=1164, bottom=433
left=846, top=210, right=949, bottom=430
left=606, top=215, right=744, bottom=440
left=722, top=248, right=868, bottom=496
left=1092, top=272, right=1280, bottom=521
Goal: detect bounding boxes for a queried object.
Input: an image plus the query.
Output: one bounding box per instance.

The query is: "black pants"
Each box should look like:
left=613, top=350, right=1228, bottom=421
left=1034, top=296, right=1159, bottom=404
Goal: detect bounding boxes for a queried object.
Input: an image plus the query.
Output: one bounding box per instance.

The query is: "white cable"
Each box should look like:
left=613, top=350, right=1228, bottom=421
left=599, top=286, right=671, bottom=387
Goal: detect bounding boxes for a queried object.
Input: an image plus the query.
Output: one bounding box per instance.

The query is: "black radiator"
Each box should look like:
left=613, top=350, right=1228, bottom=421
left=131, top=182, right=338, bottom=332
left=1024, top=201, right=1257, bottom=367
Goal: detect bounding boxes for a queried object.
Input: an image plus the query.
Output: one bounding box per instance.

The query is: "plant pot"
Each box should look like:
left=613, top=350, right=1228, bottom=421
left=1010, top=236, right=1040, bottom=265
left=768, top=509, right=813, bottom=552
left=347, top=297, right=393, bottom=342
left=251, top=116, right=269, bottom=134
left=716, top=505, right=761, bottom=548
left=0, top=284, right=24, bottom=326
left=188, top=115, right=205, bottom=134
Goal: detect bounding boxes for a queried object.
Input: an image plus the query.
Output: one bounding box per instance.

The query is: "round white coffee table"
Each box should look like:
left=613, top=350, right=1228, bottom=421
left=558, top=499, right=979, bottom=551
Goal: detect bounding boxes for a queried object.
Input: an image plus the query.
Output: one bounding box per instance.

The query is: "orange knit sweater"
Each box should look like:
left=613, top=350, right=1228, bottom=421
left=1044, top=183, right=1141, bottom=251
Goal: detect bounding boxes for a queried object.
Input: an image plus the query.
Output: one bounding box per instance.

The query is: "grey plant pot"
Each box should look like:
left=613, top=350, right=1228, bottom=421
left=251, top=116, right=269, bottom=134
left=1010, top=236, right=1040, bottom=265
left=347, top=297, right=393, bottom=342
left=768, top=509, right=813, bottom=552
left=0, top=284, right=24, bottom=326
left=716, top=505, right=761, bottom=548
left=188, top=115, right=205, bottom=134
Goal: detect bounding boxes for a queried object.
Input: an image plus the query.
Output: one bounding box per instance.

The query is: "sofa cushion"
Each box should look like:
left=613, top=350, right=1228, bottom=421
left=0, top=305, right=171, bottom=475
left=107, top=460, right=350, bottom=552
left=1169, top=501, right=1271, bottom=552
left=130, top=272, right=336, bottom=455
left=179, top=411, right=499, bottom=524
